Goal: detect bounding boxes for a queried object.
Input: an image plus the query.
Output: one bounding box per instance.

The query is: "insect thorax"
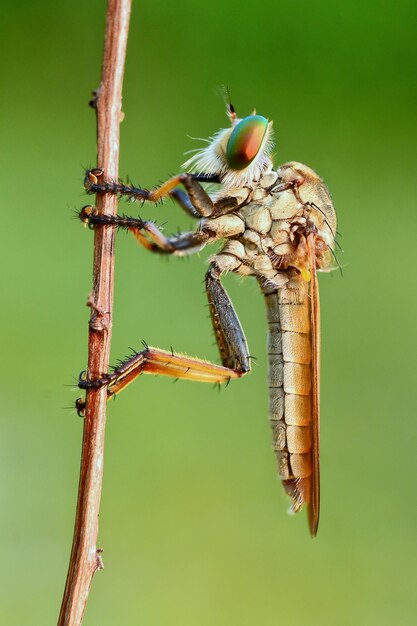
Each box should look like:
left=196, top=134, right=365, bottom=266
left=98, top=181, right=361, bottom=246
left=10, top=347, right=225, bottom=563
left=203, top=162, right=336, bottom=292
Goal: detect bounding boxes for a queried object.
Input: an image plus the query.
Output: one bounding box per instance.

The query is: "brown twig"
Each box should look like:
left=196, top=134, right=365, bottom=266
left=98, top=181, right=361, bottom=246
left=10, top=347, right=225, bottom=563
left=58, top=1, right=131, bottom=624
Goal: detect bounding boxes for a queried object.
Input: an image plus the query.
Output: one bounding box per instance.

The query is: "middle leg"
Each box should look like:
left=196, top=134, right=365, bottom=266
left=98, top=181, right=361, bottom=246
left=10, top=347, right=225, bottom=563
left=80, top=206, right=212, bottom=255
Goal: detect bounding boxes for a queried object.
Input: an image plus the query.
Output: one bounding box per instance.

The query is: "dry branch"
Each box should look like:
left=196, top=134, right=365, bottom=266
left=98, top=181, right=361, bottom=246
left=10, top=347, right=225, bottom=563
left=58, top=1, right=132, bottom=624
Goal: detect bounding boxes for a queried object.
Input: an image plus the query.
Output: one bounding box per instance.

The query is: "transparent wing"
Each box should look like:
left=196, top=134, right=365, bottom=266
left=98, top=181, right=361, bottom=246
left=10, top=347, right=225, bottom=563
left=307, top=234, right=320, bottom=536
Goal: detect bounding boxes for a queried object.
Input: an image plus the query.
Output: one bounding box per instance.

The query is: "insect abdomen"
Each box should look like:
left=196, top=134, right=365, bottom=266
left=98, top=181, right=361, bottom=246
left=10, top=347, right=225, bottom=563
left=265, top=284, right=313, bottom=511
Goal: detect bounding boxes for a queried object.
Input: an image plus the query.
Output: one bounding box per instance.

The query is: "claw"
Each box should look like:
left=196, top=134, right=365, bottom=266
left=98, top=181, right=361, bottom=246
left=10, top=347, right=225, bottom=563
left=75, top=397, right=86, bottom=417
left=78, top=377, right=101, bottom=390
left=87, top=171, right=98, bottom=185
left=90, top=167, right=104, bottom=179
left=79, top=205, right=98, bottom=225
left=78, top=370, right=114, bottom=391
left=84, top=168, right=104, bottom=190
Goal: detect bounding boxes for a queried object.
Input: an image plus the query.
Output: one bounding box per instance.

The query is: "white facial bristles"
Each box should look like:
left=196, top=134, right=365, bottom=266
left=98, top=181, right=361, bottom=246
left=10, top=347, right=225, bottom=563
left=183, top=120, right=275, bottom=189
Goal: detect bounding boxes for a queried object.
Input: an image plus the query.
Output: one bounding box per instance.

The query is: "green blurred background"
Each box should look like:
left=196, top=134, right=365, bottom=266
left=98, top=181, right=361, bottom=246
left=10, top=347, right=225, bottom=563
left=1, top=0, right=417, bottom=624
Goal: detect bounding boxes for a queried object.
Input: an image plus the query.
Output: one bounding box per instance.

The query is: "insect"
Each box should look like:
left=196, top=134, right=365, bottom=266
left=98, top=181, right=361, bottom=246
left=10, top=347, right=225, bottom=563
left=78, top=103, right=337, bottom=536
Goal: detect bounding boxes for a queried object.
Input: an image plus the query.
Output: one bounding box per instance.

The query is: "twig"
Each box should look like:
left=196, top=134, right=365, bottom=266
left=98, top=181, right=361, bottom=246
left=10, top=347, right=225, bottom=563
left=58, top=1, right=131, bottom=624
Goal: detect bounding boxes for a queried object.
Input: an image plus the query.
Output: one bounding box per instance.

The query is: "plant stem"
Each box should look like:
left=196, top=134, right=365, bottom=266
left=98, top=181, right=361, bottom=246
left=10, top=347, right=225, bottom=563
left=58, top=1, right=131, bottom=624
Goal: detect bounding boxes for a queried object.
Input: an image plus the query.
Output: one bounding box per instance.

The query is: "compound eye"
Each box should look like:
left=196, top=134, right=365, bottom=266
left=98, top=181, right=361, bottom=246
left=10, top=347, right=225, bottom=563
left=226, top=115, right=268, bottom=170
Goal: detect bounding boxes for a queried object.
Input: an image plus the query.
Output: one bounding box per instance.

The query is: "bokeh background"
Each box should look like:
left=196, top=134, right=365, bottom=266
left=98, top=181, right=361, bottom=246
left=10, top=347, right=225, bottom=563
left=1, top=1, right=417, bottom=624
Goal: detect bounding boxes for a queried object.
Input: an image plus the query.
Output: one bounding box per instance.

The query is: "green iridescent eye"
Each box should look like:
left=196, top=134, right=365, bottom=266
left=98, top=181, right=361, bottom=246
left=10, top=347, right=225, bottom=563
left=226, top=115, right=268, bottom=170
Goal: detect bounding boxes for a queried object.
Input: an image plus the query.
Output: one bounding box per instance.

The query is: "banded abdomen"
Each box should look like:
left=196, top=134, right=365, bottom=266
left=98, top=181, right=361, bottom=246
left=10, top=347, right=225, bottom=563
left=264, top=278, right=313, bottom=513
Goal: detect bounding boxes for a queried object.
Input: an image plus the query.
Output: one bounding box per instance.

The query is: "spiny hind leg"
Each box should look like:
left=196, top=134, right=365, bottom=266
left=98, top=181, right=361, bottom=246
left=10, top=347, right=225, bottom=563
left=76, top=259, right=252, bottom=415
left=76, top=344, right=246, bottom=416
left=205, top=261, right=251, bottom=374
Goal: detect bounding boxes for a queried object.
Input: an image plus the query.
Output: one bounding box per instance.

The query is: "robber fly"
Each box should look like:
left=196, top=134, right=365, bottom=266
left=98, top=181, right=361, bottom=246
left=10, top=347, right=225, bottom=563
left=78, top=104, right=337, bottom=536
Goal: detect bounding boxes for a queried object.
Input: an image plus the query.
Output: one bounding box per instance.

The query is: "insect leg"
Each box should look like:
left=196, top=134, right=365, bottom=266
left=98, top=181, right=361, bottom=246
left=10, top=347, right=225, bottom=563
left=169, top=185, right=240, bottom=219
left=84, top=169, right=213, bottom=215
left=79, top=207, right=212, bottom=256
left=131, top=225, right=210, bottom=256
left=170, top=189, right=201, bottom=218
left=205, top=262, right=251, bottom=373
left=76, top=345, right=246, bottom=416
left=84, top=169, right=240, bottom=218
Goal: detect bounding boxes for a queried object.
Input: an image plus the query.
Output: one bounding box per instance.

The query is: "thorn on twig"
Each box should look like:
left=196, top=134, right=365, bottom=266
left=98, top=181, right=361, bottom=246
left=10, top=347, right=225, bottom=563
left=87, top=293, right=109, bottom=331
left=89, top=88, right=100, bottom=109
left=96, top=548, right=104, bottom=570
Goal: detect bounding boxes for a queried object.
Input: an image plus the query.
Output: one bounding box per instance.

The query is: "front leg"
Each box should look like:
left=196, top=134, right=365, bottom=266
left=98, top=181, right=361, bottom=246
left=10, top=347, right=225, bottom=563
left=84, top=169, right=239, bottom=218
